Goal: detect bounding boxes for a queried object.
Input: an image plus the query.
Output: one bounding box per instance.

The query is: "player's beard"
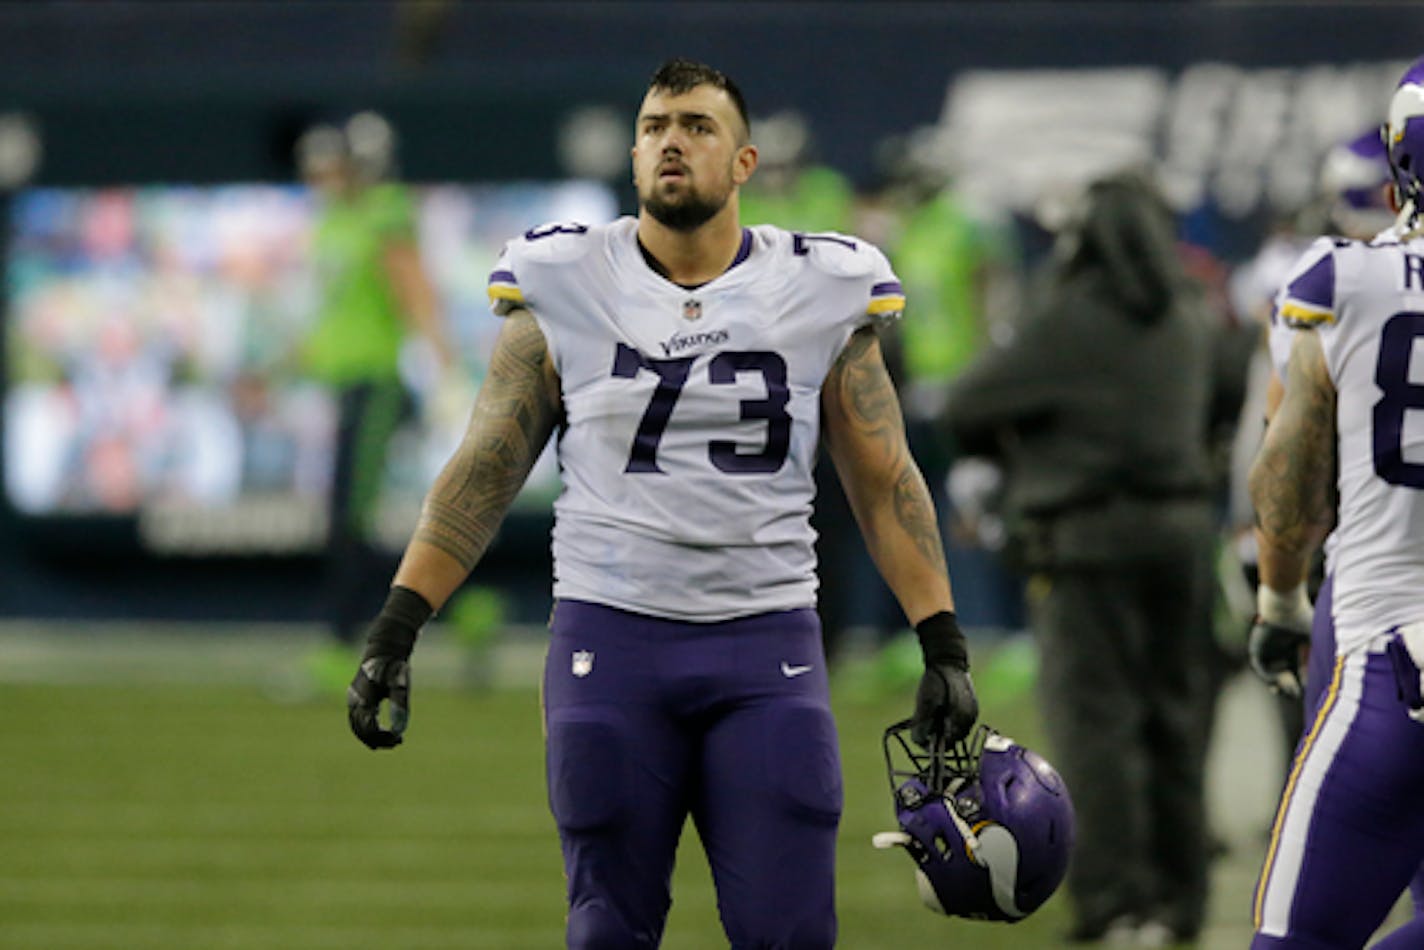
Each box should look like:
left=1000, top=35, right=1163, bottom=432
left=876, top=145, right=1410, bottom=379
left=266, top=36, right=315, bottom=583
left=641, top=176, right=732, bottom=232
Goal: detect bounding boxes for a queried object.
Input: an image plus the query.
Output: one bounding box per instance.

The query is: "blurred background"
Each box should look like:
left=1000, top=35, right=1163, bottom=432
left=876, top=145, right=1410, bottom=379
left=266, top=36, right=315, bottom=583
left=3, top=2, right=1422, bottom=948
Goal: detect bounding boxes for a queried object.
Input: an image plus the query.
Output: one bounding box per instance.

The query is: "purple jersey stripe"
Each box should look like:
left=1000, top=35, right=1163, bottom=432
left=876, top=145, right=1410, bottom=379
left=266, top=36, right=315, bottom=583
left=727, top=229, right=753, bottom=271
left=489, top=268, right=518, bottom=285
left=872, top=280, right=904, bottom=297
left=1284, top=254, right=1335, bottom=312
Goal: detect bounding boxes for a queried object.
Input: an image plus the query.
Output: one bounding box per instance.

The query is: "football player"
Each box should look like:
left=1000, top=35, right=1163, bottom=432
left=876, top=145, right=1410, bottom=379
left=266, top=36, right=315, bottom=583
left=1249, top=58, right=1424, bottom=949
left=295, top=112, right=455, bottom=691
left=1252, top=127, right=1400, bottom=714
left=345, top=58, right=977, bottom=948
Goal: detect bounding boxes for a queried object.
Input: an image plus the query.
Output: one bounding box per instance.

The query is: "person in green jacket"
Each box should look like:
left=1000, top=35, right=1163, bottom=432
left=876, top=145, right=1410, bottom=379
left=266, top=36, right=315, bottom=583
left=297, top=114, right=455, bottom=684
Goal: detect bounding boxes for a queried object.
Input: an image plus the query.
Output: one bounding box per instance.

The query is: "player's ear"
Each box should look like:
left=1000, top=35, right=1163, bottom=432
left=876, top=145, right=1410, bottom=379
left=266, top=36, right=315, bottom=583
left=733, top=144, right=758, bottom=186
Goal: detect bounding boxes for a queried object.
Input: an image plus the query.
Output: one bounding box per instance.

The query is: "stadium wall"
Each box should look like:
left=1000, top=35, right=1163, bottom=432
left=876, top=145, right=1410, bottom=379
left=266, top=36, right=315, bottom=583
left=0, top=1, right=1419, bottom=620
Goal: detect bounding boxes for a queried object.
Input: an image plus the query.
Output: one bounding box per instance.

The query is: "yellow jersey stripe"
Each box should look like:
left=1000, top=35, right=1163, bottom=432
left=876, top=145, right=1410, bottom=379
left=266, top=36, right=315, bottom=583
left=488, top=285, right=525, bottom=304
left=867, top=295, right=906, bottom=316
left=1279, top=301, right=1335, bottom=325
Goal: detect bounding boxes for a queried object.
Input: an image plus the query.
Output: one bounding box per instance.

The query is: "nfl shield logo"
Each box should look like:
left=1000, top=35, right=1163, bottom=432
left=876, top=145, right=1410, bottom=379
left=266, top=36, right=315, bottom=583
left=682, top=298, right=702, bottom=321
left=571, top=650, right=595, bottom=677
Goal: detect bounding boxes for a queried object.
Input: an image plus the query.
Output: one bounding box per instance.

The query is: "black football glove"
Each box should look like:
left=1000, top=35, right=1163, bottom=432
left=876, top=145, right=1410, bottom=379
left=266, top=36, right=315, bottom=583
left=347, top=585, right=433, bottom=750
left=1248, top=583, right=1313, bottom=700
left=1248, top=619, right=1310, bottom=699
left=910, top=611, right=979, bottom=748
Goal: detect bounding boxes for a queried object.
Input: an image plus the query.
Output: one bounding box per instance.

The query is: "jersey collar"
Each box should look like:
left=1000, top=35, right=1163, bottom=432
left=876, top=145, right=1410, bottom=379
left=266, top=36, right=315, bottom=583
left=636, top=227, right=754, bottom=291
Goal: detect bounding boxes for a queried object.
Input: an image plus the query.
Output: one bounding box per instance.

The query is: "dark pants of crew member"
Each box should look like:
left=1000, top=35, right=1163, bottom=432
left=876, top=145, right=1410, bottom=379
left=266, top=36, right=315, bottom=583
left=544, top=600, right=842, bottom=949
left=1029, top=498, right=1216, bottom=940
left=326, top=380, right=408, bottom=644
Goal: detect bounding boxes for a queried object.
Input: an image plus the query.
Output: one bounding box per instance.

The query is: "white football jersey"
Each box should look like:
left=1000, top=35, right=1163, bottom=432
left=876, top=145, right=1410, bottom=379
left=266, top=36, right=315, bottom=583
left=1273, top=229, right=1424, bottom=653
left=487, top=217, right=905, bottom=621
left=1267, top=222, right=1407, bottom=380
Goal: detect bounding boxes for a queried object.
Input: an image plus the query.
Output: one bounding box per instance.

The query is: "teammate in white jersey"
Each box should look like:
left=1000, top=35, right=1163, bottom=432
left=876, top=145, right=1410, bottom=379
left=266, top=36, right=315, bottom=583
left=1249, top=57, right=1424, bottom=949
left=1250, top=126, right=1397, bottom=712
left=344, top=59, right=978, bottom=948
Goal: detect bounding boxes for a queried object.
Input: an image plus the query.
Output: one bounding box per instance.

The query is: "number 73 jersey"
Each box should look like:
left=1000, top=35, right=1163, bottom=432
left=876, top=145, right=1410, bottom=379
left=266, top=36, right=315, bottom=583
left=488, top=216, right=906, bottom=621
left=1275, top=231, right=1424, bottom=652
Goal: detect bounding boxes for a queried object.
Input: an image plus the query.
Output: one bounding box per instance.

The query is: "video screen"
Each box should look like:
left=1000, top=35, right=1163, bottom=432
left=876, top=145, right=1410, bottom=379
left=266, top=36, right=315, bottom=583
left=3, top=181, right=619, bottom=553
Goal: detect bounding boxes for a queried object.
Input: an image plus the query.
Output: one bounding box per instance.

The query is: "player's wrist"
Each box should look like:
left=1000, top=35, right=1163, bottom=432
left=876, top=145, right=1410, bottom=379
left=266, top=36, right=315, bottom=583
left=915, top=610, right=969, bottom=672
left=1256, top=582, right=1312, bottom=631
left=363, top=585, right=434, bottom=659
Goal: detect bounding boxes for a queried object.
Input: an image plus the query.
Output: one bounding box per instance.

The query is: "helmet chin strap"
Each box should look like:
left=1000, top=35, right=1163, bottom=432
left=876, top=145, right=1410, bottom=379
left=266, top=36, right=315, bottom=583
left=927, top=732, right=981, bottom=853
left=1398, top=198, right=1424, bottom=239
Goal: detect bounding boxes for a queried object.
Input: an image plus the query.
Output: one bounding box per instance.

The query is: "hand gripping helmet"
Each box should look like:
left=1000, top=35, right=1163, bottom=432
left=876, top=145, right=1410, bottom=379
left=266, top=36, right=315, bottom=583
left=1385, top=57, right=1424, bottom=224
left=873, top=720, right=1074, bottom=922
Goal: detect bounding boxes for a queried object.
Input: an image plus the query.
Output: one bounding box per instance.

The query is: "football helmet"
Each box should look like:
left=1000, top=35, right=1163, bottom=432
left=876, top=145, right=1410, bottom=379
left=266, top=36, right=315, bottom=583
left=1320, top=128, right=1393, bottom=238
left=1385, top=57, right=1424, bottom=223
left=873, top=720, right=1074, bottom=922
left=295, top=111, right=398, bottom=184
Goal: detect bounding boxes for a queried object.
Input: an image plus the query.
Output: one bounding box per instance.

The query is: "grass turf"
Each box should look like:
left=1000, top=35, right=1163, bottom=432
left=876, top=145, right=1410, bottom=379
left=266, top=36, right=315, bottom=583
left=0, top=668, right=1078, bottom=949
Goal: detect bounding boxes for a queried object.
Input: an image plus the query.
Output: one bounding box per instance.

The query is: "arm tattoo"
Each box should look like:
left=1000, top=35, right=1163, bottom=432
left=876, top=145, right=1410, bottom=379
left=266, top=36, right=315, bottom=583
left=833, top=327, right=900, bottom=444
left=413, top=310, right=559, bottom=570
left=828, top=327, right=948, bottom=574
left=1249, top=330, right=1337, bottom=557
left=892, top=464, right=950, bottom=574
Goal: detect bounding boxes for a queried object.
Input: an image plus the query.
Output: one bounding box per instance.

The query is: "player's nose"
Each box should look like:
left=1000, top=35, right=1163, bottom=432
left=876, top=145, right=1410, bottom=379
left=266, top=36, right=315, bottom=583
left=657, top=146, right=687, bottom=175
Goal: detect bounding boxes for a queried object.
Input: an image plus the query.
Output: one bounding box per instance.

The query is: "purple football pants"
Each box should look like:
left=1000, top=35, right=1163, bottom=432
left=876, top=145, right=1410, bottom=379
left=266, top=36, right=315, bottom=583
left=1303, top=576, right=1424, bottom=924
left=542, top=600, right=842, bottom=949
left=1252, top=634, right=1424, bottom=948
left=1301, top=573, right=1335, bottom=723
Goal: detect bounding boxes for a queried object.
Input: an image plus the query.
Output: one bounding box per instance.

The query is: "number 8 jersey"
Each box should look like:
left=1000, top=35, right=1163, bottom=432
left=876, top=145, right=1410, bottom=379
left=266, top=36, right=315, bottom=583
left=487, top=216, right=906, bottom=621
left=1275, top=230, right=1424, bottom=653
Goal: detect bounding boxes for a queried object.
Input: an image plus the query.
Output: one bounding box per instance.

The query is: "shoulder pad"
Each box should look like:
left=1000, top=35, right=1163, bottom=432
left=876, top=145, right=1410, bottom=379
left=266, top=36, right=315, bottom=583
left=510, top=221, right=599, bottom=263
left=1276, top=238, right=1337, bottom=329
left=789, top=229, right=882, bottom=279
left=1302, top=234, right=1340, bottom=256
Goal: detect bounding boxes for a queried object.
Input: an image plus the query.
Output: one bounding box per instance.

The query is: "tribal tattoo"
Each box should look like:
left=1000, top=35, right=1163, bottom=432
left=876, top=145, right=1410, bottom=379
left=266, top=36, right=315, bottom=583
left=413, top=309, right=561, bottom=570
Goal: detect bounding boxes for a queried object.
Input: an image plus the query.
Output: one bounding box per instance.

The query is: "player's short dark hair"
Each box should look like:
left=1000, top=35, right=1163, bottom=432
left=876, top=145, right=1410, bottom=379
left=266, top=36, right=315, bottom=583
left=648, top=58, right=750, bottom=141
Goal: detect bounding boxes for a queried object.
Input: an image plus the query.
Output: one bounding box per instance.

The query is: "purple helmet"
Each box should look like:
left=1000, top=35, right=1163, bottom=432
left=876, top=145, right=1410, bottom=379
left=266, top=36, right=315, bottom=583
left=1386, top=57, right=1424, bottom=220
left=1321, top=128, right=1393, bottom=238
left=874, top=721, right=1074, bottom=922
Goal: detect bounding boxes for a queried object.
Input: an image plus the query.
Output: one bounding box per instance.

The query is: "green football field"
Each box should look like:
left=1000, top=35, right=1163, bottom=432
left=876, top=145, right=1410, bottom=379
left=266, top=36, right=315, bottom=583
left=0, top=627, right=1283, bottom=949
